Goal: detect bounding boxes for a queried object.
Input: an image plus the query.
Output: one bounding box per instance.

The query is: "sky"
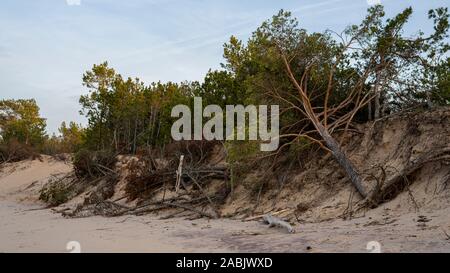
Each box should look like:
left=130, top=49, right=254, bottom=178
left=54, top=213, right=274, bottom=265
left=0, top=0, right=448, bottom=134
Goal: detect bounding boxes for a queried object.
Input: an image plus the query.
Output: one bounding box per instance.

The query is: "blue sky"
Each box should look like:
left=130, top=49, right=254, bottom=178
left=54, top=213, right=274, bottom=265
left=0, top=0, right=448, bottom=133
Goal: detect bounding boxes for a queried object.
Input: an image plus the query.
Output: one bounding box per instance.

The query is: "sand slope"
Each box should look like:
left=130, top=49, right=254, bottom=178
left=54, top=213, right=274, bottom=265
left=0, top=156, right=72, bottom=203
left=1, top=156, right=450, bottom=252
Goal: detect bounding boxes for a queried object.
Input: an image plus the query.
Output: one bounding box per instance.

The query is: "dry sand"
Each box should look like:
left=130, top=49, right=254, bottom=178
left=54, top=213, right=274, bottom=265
left=1, top=156, right=450, bottom=253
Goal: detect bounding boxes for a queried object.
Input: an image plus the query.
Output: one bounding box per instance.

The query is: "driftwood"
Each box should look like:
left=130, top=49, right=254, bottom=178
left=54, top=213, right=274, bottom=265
left=63, top=200, right=128, bottom=218
left=163, top=202, right=218, bottom=219
left=126, top=200, right=217, bottom=219
left=107, top=193, right=219, bottom=219
left=262, top=214, right=295, bottom=233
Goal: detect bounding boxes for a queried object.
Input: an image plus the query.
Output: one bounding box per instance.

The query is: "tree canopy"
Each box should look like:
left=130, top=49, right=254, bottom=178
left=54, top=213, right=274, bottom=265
left=2, top=4, right=448, bottom=159
left=0, top=99, right=46, bottom=147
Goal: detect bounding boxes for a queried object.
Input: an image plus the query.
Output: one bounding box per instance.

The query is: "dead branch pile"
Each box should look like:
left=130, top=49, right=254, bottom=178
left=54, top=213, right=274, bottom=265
left=0, top=139, right=40, bottom=164
left=121, top=141, right=229, bottom=219
left=62, top=141, right=230, bottom=219
left=39, top=149, right=121, bottom=214
left=40, top=170, right=120, bottom=210
left=73, top=149, right=118, bottom=178
left=39, top=173, right=78, bottom=206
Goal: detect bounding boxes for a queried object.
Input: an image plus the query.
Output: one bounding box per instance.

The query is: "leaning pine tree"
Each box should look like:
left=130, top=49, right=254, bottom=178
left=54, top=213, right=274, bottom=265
left=261, top=7, right=450, bottom=206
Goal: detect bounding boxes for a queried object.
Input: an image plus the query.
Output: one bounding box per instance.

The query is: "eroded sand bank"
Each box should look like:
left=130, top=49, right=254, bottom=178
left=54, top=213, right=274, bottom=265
left=1, top=157, right=450, bottom=253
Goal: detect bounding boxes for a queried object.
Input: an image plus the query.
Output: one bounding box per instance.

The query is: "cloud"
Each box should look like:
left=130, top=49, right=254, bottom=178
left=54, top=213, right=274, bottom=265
left=66, top=0, right=81, bottom=6
left=367, top=0, right=382, bottom=5
left=291, top=0, right=347, bottom=13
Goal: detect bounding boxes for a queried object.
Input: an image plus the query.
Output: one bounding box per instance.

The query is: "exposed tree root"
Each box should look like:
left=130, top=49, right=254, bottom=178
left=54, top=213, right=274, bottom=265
left=363, top=147, right=450, bottom=208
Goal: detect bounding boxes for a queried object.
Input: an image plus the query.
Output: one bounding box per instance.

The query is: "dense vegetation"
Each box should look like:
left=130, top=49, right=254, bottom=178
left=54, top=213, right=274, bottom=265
left=0, top=99, right=84, bottom=162
left=1, top=5, right=449, bottom=167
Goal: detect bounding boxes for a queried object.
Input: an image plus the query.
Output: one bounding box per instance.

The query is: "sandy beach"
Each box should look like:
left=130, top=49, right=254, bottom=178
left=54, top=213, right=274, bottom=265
left=1, top=157, right=450, bottom=253
left=2, top=198, right=450, bottom=253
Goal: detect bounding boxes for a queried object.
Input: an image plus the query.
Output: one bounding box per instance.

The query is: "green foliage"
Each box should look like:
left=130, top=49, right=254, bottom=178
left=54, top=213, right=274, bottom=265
left=219, top=5, right=449, bottom=141
left=221, top=9, right=361, bottom=145
left=0, top=99, right=46, bottom=162
left=41, top=122, right=85, bottom=155
left=433, top=57, right=450, bottom=104
left=225, top=140, right=261, bottom=189
left=39, top=180, right=70, bottom=206
left=71, top=5, right=448, bottom=169
left=347, top=5, right=449, bottom=111
left=1, top=4, right=447, bottom=184
left=79, top=62, right=194, bottom=152
left=0, top=99, right=46, bottom=147
left=225, top=141, right=260, bottom=164
left=58, top=121, right=85, bottom=152
left=195, top=70, right=243, bottom=107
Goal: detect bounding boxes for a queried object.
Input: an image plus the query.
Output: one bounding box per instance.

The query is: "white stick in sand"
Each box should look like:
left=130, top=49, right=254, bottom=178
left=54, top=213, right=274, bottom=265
left=175, top=155, right=184, bottom=193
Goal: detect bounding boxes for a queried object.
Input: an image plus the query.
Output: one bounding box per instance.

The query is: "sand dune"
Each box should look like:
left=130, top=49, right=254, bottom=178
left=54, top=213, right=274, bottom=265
left=0, top=156, right=72, bottom=202
left=1, top=156, right=450, bottom=252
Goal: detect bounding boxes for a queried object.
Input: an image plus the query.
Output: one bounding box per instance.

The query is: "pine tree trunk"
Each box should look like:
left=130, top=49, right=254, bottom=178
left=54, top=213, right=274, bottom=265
left=426, top=91, right=434, bottom=109
left=317, top=124, right=367, bottom=198
left=374, top=73, right=381, bottom=120
left=133, top=117, right=138, bottom=154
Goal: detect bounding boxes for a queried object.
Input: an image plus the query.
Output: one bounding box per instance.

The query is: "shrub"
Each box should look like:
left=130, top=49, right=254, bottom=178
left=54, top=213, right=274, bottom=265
left=0, top=139, right=40, bottom=163
left=73, top=149, right=117, bottom=178
left=39, top=181, right=70, bottom=206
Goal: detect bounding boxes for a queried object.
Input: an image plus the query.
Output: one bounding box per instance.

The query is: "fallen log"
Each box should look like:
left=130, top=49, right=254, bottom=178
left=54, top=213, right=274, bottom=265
left=163, top=202, right=218, bottom=219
